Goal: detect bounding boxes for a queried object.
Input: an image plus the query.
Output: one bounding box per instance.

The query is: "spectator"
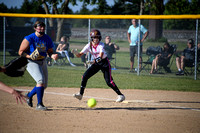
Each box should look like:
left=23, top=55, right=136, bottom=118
left=56, top=36, right=76, bottom=67
left=176, top=39, right=195, bottom=75
left=127, top=19, right=148, bottom=72
left=81, top=53, right=88, bottom=68
left=150, top=42, right=172, bottom=74
left=104, top=36, right=119, bottom=60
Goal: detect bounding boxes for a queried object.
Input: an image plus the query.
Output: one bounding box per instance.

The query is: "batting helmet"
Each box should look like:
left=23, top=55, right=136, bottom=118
left=90, top=29, right=102, bottom=41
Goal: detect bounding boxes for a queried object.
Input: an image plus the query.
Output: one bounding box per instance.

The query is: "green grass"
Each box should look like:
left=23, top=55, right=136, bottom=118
left=0, top=66, right=200, bottom=92
left=0, top=39, right=200, bottom=92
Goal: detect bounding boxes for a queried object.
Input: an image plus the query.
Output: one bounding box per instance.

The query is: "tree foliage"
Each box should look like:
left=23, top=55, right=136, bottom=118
left=1, top=0, right=200, bottom=38
left=163, top=0, right=199, bottom=30
left=20, top=0, right=45, bottom=14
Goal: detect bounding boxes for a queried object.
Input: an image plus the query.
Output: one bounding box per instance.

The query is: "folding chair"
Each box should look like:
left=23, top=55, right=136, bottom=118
left=184, top=63, right=195, bottom=75
left=56, top=52, right=68, bottom=65
left=141, top=55, right=155, bottom=72
left=184, top=47, right=200, bottom=75
left=140, top=46, right=162, bottom=72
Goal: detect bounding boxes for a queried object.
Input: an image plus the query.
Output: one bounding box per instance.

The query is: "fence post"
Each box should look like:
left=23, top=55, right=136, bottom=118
left=3, top=17, right=6, bottom=65
left=194, top=19, right=199, bottom=80
left=137, top=19, right=141, bottom=76
left=87, top=19, right=91, bottom=67
left=45, top=18, right=47, bottom=34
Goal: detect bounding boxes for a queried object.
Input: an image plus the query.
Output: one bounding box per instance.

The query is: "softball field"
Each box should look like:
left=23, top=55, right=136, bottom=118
left=0, top=87, right=200, bottom=133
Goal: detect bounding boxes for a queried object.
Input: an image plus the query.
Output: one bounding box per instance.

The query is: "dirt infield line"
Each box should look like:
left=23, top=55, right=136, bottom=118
left=16, top=88, right=200, bottom=112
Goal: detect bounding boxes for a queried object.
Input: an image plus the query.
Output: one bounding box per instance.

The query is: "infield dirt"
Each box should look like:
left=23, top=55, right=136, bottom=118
left=0, top=87, right=200, bottom=133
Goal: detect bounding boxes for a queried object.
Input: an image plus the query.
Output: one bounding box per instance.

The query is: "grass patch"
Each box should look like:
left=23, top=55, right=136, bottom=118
left=0, top=66, right=200, bottom=92
left=0, top=39, right=199, bottom=92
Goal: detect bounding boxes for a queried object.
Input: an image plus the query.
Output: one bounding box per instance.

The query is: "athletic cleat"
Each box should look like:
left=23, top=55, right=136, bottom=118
left=116, top=95, right=125, bottom=102
left=36, top=103, right=47, bottom=111
left=25, top=92, right=33, bottom=107
left=73, top=93, right=83, bottom=100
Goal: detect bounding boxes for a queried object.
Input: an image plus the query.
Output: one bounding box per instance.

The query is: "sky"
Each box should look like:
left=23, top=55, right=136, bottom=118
left=0, top=0, right=115, bottom=12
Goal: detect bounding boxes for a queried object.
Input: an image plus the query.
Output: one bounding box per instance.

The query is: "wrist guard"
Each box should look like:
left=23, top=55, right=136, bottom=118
left=21, top=52, right=27, bottom=57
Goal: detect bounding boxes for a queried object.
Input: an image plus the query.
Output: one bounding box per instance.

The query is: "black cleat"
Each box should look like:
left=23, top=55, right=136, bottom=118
left=25, top=92, right=33, bottom=107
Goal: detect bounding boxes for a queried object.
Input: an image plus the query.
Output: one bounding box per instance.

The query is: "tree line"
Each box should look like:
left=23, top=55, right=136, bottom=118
left=0, top=0, right=199, bottom=41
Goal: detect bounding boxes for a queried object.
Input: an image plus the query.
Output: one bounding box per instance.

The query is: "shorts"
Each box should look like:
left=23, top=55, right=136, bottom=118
left=130, top=46, right=143, bottom=57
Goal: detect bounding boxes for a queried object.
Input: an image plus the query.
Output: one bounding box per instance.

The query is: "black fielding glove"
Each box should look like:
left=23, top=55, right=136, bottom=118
left=4, top=57, right=28, bottom=77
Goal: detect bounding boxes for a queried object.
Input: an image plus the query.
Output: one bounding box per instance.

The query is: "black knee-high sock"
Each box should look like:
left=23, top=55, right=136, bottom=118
left=112, top=86, right=123, bottom=95
left=108, top=83, right=123, bottom=95
left=80, top=86, right=85, bottom=95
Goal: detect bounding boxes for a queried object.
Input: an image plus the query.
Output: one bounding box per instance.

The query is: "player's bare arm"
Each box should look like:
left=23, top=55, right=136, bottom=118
left=18, top=39, right=30, bottom=58
left=0, top=81, right=26, bottom=104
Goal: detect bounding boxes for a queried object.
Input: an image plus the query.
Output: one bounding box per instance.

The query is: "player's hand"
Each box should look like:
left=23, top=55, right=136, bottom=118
left=11, top=90, right=27, bottom=104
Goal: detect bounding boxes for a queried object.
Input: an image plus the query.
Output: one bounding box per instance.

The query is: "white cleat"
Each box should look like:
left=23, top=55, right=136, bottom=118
left=73, top=93, right=83, bottom=100
left=36, top=104, right=47, bottom=111
left=116, top=95, right=125, bottom=102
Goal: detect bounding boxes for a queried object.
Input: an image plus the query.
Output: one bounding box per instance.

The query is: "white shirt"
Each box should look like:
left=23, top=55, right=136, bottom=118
left=81, top=42, right=107, bottom=59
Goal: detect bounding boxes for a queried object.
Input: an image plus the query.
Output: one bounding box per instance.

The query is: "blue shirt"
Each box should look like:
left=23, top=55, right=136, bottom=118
left=128, top=25, right=147, bottom=46
left=25, top=33, right=54, bottom=59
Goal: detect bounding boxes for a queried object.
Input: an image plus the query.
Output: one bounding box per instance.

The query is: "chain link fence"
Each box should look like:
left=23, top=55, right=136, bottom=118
left=0, top=16, right=199, bottom=79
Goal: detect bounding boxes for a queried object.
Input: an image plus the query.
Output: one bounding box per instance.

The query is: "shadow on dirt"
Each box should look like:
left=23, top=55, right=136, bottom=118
left=47, top=106, right=200, bottom=111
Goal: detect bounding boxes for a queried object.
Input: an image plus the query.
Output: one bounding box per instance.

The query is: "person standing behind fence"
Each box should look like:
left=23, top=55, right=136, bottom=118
left=56, top=36, right=76, bottom=67
left=18, top=21, right=54, bottom=110
left=127, top=19, right=148, bottom=72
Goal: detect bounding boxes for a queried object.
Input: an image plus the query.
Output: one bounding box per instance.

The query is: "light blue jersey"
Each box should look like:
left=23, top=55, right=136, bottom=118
left=127, top=25, right=147, bottom=46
